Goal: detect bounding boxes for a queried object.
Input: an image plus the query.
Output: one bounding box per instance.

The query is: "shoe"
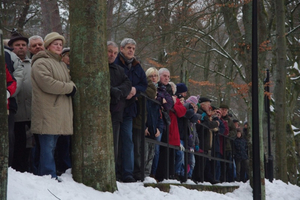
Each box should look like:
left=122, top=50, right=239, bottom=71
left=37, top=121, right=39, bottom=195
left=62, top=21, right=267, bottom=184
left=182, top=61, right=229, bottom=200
left=123, top=176, right=136, bottom=183
left=55, top=177, right=62, bottom=183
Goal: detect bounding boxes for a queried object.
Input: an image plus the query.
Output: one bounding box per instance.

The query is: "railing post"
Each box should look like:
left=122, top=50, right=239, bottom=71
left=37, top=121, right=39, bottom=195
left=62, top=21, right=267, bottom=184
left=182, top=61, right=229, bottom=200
left=140, top=95, right=146, bottom=181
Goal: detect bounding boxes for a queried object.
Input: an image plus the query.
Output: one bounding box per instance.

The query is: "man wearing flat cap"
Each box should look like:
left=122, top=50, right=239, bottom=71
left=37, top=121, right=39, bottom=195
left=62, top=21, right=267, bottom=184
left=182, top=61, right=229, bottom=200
left=219, top=103, right=236, bottom=182
left=193, top=97, right=220, bottom=184
left=7, top=30, right=33, bottom=172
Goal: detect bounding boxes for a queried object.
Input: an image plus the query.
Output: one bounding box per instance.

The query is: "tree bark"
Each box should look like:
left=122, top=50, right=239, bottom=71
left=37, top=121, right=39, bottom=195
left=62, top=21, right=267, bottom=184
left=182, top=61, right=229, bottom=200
left=0, top=28, right=8, bottom=200
left=274, top=0, right=288, bottom=183
left=70, top=0, right=117, bottom=192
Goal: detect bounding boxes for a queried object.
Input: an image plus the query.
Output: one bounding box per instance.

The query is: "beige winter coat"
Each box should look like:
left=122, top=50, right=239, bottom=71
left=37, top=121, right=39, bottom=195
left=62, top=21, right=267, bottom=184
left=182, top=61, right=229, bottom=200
left=31, top=50, right=75, bottom=135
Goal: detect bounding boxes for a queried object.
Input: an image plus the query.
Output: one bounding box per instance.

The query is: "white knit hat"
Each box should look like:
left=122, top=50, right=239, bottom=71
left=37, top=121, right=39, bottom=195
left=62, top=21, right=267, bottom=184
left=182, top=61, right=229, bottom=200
left=44, top=32, right=65, bottom=48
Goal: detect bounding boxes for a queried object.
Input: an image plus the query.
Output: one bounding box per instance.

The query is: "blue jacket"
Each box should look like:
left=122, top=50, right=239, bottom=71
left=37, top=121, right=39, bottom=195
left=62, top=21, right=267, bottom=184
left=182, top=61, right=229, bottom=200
left=114, top=53, right=147, bottom=118
left=234, top=137, right=248, bottom=160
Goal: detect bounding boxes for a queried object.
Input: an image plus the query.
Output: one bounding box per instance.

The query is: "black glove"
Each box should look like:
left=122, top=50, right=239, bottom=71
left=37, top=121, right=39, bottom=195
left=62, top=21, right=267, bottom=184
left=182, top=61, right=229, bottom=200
left=66, top=86, right=76, bottom=97
left=110, top=87, right=123, bottom=101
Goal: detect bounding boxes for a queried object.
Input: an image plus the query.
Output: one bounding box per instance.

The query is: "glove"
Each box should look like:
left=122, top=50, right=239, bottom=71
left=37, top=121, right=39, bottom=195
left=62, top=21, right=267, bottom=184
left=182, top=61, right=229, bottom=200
left=189, top=148, right=194, bottom=152
left=7, top=90, right=10, bottom=99
left=195, top=145, right=199, bottom=152
left=180, top=143, right=185, bottom=151
left=66, top=86, right=76, bottom=97
left=110, top=87, right=123, bottom=99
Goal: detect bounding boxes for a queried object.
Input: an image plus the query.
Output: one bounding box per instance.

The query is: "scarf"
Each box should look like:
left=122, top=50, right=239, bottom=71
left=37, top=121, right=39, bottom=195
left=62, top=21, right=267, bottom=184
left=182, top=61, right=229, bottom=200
left=120, top=52, right=134, bottom=69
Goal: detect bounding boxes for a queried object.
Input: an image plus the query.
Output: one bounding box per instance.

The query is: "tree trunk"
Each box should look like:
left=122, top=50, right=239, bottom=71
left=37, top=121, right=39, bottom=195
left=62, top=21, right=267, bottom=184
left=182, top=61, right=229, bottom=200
left=40, top=0, right=62, bottom=36
left=274, top=0, right=288, bottom=183
left=70, top=0, right=117, bottom=192
left=0, top=28, right=8, bottom=200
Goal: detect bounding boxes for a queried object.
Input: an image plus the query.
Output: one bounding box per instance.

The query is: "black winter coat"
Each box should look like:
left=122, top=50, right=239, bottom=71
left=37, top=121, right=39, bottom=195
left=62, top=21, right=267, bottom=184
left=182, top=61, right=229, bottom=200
left=109, top=63, right=132, bottom=122
left=234, top=137, right=248, bottom=160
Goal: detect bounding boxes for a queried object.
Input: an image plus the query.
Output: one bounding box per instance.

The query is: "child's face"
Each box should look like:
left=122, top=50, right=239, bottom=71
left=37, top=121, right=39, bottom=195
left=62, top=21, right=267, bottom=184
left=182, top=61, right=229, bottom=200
left=237, top=132, right=242, bottom=138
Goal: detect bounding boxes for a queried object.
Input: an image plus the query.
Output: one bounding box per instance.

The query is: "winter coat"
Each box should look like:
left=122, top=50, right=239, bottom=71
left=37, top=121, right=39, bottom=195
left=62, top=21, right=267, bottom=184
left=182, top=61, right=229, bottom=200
left=14, top=58, right=32, bottom=122
left=109, top=63, right=132, bottom=122
left=196, top=108, right=219, bottom=151
left=212, top=117, right=225, bottom=154
left=168, top=98, right=186, bottom=146
left=234, top=137, right=248, bottom=160
left=133, top=78, right=156, bottom=129
left=156, top=82, right=173, bottom=111
left=187, top=122, right=199, bottom=149
left=31, top=50, right=76, bottom=135
left=5, top=47, right=21, bottom=113
left=219, top=118, right=229, bottom=155
left=6, top=65, right=16, bottom=110
left=146, top=98, right=164, bottom=139
left=114, top=53, right=147, bottom=118
left=222, top=115, right=236, bottom=152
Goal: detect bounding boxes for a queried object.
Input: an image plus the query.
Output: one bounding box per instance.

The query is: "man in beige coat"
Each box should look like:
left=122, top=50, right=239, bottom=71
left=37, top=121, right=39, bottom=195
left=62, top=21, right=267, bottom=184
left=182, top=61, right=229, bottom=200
left=31, top=32, right=76, bottom=181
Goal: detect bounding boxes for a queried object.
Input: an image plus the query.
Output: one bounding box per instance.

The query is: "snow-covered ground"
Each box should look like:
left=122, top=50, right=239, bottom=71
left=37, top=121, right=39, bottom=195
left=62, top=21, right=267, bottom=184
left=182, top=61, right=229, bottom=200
left=7, top=168, right=300, bottom=200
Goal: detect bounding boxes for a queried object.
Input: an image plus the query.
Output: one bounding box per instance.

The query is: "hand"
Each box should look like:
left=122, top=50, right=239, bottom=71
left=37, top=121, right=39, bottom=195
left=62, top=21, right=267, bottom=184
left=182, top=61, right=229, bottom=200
left=126, top=87, right=136, bottom=99
left=172, top=96, right=177, bottom=104
left=7, top=90, right=10, bottom=104
left=155, top=128, right=160, bottom=137
left=190, top=148, right=194, bottom=152
left=145, top=128, right=150, bottom=136
left=66, top=86, right=76, bottom=97
left=162, top=98, right=167, bottom=104
left=180, top=143, right=185, bottom=151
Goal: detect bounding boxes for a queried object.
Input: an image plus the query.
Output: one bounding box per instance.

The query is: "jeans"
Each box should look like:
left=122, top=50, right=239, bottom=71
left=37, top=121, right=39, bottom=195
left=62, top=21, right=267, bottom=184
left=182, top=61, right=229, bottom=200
left=118, top=116, right=134, bottom=180
left=38, top=134, right=59, bottom=178
left=187, top=153, right=195, bottom=178
left=175, top=140, right=184, bottom=176
left=151, top=130, right=162, bottom=175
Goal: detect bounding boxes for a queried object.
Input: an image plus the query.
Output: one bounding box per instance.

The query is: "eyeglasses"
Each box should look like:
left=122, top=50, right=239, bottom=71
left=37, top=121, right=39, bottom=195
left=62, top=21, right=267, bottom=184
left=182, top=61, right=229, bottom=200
left=148, top=75, right=158, bottom=78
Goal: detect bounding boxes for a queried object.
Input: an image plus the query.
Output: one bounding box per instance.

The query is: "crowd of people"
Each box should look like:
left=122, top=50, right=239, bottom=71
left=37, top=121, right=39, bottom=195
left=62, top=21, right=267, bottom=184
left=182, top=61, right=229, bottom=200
left=4, top=30, right=249, bottom=184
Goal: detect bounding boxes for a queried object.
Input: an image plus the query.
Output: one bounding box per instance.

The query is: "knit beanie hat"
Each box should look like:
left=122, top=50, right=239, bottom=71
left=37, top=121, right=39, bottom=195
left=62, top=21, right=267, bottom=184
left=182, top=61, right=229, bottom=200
left=176, top=83, right=188, bottom=94
left=44, top=32, right=65, bottom=48
left=186, top=95, right=199, bottom=105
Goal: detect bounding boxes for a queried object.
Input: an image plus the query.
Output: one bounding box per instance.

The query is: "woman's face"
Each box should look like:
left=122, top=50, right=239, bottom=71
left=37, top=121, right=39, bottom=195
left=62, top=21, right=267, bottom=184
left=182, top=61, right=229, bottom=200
left=148, top=72, right=158, bottom=84
left=47, top=39, right=63, bottom=55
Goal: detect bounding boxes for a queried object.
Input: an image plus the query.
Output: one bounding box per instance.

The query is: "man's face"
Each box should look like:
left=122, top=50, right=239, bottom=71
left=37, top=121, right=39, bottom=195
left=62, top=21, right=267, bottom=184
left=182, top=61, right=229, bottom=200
left=120, top=43, right=135, bottom=59
left=12, top=40, right=28, bottom=60
left=108, top=45, right=118, bottom=64
left=159, top=71, right=170, bottom=85
left=201, top=102, right=211, bottom=112
left=220, top=108, right=228, bottom=117
left=29, top=38, right=44, bottom=55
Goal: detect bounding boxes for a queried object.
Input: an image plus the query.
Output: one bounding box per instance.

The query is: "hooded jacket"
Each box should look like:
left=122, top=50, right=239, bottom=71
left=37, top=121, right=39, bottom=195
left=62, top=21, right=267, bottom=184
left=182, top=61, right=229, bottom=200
left=31, top=50, right=75, bottom=135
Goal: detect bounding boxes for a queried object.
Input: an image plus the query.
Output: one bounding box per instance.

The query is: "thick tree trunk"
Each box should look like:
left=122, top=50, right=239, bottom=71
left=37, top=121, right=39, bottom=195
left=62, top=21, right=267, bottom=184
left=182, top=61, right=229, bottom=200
left=0, top=29, right=8, bottom=200
left=69, top=0, right=117, bottom=192
left=274, top=0, right=288, bottom=183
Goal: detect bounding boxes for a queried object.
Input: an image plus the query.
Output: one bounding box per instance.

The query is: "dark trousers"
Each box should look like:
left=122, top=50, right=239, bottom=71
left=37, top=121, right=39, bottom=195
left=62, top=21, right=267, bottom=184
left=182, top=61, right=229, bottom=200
left=8, top=111, right=15, bottom=167
left=155, top=146, right=175, bottom=182
left=112, top=120, right=120, bottom=173
left=55, top=135, right=72, bottom=174
left=133, top=128, right=142, bottom=180
left=13, top=121, right=31, bottom=172
left=235, top=159, right=249, bottom=182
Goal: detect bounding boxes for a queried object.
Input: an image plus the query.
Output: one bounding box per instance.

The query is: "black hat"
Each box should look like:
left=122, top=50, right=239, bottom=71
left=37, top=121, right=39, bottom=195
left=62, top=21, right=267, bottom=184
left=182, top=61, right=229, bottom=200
left=233, top=119, right=239, bottom=123
left=8, top=29, right=28, bottom=47
left=219, top=104, right=229, bottom=109
left=199, top=97, right=211, bottom=103
left=211, top=105, right=218, bottom=111
left=176, top=83, right=188, bottom=94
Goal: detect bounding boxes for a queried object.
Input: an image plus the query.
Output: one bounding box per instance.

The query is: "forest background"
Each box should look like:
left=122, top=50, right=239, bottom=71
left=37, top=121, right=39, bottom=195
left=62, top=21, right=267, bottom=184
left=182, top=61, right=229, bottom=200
left=1, top=0, right=300, bottom=190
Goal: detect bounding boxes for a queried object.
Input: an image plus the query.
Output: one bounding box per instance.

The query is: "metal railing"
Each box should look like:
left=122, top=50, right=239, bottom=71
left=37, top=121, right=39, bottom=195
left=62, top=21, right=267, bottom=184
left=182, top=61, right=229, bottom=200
left=139, top=93, right=234, bottom=182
